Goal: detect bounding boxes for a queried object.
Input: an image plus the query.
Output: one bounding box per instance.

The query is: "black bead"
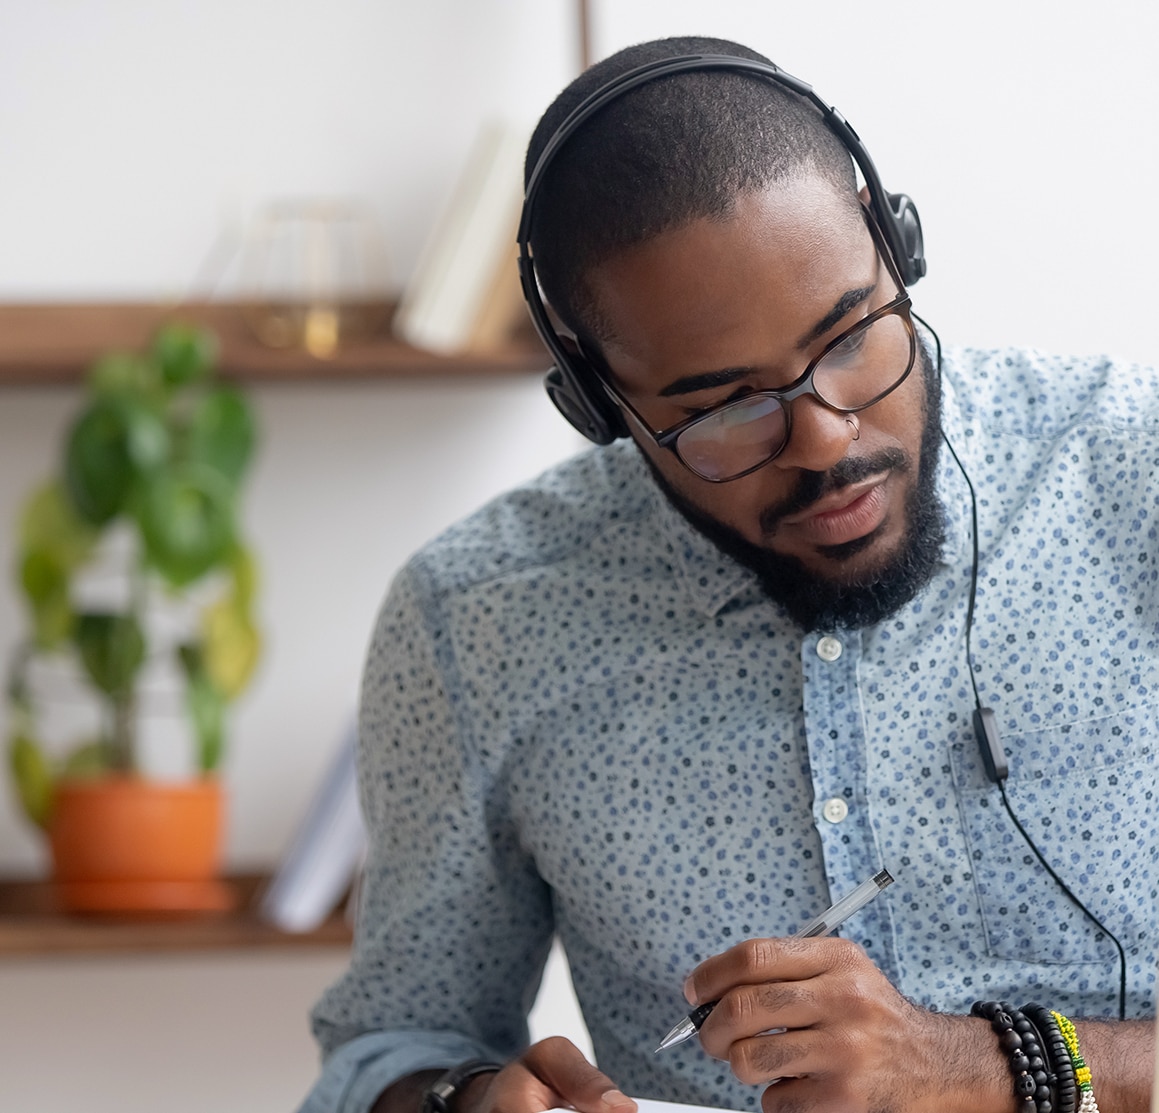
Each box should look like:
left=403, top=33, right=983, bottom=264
left=1001, top=1030, right=1024, bottom=1051
left=1012, top=1052, right=1031, bottom=1072
left=1016, top=1075, right=1037, bottom=1097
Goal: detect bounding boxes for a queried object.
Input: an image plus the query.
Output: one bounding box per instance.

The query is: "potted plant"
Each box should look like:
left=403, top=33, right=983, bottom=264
left=5, top=323, right=261, bottom=914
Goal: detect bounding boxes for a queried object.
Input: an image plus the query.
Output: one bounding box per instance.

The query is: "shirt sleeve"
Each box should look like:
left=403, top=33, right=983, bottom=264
left=298, top=562, right=556, bottom=1113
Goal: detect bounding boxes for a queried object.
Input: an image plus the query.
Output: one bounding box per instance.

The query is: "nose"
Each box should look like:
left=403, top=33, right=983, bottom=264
left=772, top=395, right=858, bottom=474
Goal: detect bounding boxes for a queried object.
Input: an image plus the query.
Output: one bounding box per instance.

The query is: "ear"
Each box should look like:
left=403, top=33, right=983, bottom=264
left=858, top=185, right=872, bottom=206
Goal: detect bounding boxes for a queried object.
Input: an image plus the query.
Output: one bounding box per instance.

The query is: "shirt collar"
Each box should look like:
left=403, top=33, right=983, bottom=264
left=641, top=454, right=759, bottom=617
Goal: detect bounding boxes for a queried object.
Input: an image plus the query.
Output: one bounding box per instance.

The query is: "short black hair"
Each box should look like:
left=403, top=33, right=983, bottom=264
left=524, top=36, right=860, bottom=343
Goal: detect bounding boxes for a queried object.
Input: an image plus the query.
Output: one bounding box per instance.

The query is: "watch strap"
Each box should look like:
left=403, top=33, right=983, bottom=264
left=420, top=1059, right=503, bottom=1113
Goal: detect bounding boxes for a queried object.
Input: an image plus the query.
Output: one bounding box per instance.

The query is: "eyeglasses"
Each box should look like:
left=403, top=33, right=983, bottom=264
left=593, top=219, right=918, bottom=483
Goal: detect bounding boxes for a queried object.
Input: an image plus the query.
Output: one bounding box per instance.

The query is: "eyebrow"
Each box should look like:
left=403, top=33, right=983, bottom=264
left=657, top=283, right=878, bottom=399
left=795, top=284, right=876, bottom=350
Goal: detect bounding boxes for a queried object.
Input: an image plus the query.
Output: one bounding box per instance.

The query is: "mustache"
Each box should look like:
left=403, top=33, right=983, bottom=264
left=758, top=447, right=910, bottom=536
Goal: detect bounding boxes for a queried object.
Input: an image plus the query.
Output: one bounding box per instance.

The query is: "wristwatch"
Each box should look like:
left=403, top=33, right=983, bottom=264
left=420, top=1060, right=503, bottom=1113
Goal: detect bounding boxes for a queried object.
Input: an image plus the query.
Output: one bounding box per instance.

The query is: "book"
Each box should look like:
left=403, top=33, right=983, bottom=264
left=393, top=121, right=529, bottom=355
left=259, top=717, right=366, bottom=933
left=465, top=238, right=530, bottom=352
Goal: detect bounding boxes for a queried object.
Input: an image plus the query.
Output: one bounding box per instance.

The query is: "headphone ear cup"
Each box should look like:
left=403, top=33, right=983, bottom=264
left=885, top=192, right=926, bottom=285
left=544, top=361, right=628, bottom=445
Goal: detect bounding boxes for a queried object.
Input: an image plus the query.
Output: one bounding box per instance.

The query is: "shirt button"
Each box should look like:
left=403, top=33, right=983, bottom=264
left=822, top=797, right=849, bottom=823
left=816, top=636, right=843, bottom=662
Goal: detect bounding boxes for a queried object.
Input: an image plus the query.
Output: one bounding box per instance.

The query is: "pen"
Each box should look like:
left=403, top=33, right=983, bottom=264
left=654, top=867, right=895, bottom=1052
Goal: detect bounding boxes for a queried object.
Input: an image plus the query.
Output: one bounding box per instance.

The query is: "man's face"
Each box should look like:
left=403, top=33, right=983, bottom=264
left=587, top=178, right=944, bottom=629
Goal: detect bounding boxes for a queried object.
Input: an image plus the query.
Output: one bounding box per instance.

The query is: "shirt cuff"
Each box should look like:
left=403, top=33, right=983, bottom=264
left=295, top=1029, right=508, bottom=1113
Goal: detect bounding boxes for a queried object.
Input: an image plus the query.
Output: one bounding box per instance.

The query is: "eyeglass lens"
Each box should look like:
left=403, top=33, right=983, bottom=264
left=676, top=308, right=914, bottom=481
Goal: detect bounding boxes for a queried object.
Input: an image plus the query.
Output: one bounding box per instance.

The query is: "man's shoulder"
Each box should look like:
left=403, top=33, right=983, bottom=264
left=407, top=440, right=657, bottom=598
left=944, top=345, right=1159, bottom=435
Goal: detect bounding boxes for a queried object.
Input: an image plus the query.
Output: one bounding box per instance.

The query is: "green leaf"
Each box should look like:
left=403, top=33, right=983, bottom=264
left=64, top=396, right=169, bottom=525
left=19, top=481, right=98, bottom=567
left=88, top=352, right=160, bottom=399
left=9, top=733, right=54, bottom=828
left=19, top=548, right=67, bottom=605
left=228, top=543, right=259, bottom=611
left=16, top=483, right=93, bottom=647
left=179, top=645, right=226, bottom=772
left=73, top=612, right=146, bottom=697
left=136, top=463, right=235, bottom=586
left=186, top=387, right=257, bottom=484
left=152, top=323, right=218, bottom=389
left=19, top=549, right=74, bottom=647
left=201, top=594, right=261, bottom=699
left=177, top=641, right=202, bottom=678
left=190, top=675, right=225, bottom=772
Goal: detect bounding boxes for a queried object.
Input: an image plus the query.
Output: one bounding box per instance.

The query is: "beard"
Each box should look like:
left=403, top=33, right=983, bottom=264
left=644, top=346, right=947, bottom=632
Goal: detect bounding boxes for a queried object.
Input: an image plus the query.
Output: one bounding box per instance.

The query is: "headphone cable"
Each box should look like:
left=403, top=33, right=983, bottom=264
left=916, top=313, right=1128, bottom=1021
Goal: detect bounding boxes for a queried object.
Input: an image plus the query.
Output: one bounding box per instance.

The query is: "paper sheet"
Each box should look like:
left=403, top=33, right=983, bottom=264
left=551, top=1100, right=742, bottom=1113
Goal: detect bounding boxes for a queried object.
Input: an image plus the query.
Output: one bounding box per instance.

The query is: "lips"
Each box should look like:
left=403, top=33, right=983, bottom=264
left=780, top=478, right=889, bottom=547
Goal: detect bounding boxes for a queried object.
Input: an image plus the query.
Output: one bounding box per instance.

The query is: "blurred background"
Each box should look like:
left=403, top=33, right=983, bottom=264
left=0, top=2, right=1155, bottom=1110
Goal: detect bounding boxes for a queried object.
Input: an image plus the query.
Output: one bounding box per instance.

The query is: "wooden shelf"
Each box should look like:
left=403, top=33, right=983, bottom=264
left=0, top=873, right=352, bottom=956
left=0, top=303, right=549, bottom=385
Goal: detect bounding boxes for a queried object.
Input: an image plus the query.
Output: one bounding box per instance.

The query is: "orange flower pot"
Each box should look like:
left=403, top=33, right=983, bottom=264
left=48, top=777, right=235, bottom=915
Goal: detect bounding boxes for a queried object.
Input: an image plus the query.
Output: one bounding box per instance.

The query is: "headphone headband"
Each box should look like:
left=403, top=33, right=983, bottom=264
left=519, top=53, right=926, bottom=445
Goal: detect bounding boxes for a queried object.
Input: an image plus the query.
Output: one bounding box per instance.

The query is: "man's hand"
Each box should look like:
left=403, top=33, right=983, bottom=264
left=462, top=1038, right=637, bottom=1113
left=373, top=1039, right=637, bottom=1113
left=684, top=936, right=1012, bottom=1113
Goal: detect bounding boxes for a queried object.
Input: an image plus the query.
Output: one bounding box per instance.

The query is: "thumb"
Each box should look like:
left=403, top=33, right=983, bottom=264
left=519, top=1037, right=637, bottom=1113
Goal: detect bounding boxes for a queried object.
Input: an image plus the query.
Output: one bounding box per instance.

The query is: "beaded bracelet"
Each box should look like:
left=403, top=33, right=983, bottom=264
left=1023, top=1004, right=1077, bottom=1113
left=1051, top=1011, right=1100, bottom=1113
left=971, top=1000, right=1054, bottom=1113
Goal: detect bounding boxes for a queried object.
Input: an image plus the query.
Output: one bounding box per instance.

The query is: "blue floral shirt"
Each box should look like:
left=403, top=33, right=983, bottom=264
left=300, top=347, right=1159, bottom=1113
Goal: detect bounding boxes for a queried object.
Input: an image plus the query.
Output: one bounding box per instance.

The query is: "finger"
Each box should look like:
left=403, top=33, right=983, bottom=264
left=724, top=1027, right=831, bottom=1088
left=697, top=978, right=828, bottom=1055
left=685, top=936, right=862, bottom=1009
left=508, top=1037, right=636, bottom=1113
left=759, top=1074, right=859, bottom=1113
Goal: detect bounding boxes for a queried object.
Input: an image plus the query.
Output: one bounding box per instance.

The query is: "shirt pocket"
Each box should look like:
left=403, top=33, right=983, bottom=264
left=951, top=704, right=1159, bottom=965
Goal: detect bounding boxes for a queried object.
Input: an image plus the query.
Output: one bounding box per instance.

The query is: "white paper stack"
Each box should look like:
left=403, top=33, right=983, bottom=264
left=260, top=718, right=366, bottom=933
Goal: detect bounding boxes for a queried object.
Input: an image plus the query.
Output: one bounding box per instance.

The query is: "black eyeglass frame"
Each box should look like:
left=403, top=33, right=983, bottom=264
left=587, top=211, right=918, bottom=483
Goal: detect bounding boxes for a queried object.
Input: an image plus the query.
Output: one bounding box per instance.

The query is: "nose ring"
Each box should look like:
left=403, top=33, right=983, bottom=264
left=846, top=414, right=860, bottom=441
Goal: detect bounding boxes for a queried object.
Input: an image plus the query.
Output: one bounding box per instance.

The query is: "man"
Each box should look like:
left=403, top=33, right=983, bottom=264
left=300, top=36, right=1158, bottom=1113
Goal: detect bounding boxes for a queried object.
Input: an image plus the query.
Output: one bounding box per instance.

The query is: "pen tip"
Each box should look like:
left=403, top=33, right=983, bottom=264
left=874, top=869, right=895, bottom=889
left=655, top=1021, right=692, bottom=1053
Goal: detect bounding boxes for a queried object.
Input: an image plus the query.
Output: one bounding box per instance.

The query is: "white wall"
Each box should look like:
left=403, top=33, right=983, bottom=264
left=0, top=3, right=1154, bottom=1111
left=2, top=2, right=1154, bottom=360
left=0, top=0, right=576, bottom=301
left=595, top=1, right=1159, bottom=365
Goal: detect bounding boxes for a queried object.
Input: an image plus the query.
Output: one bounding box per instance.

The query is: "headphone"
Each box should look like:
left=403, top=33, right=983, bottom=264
left=517, top=54, right=927, bottom=446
